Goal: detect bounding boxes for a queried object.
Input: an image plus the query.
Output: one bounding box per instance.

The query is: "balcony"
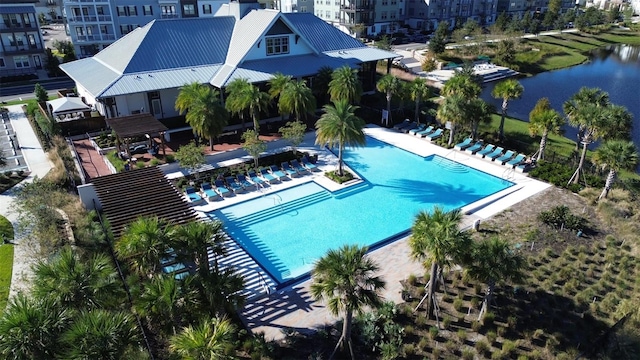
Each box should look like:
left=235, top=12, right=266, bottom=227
left=340, top=3, right=374, bottom=11
left=67, top=15, right=112, bottom=23
left=1, top=22, right=35, bottom=31
left=2, top=44, right=44, bottom=55
left=75, top=34, right=114, bottom=42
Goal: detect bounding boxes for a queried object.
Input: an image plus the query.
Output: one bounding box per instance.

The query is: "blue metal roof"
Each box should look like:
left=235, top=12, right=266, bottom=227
left=239, top=54, right=358, bottom=81
left=283, top=12, right=366, bottom=52
left=59, top=58, right=120, bottom=97
left=0, top=6, right=35, bottom=14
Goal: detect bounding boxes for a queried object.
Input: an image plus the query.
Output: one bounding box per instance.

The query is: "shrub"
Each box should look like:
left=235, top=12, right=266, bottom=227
left=475, top=339, right=490, bottom=353
left=484, top=312, right=496, bottom=324
left=442, top=316, right=451, bottom=329
left=325, top=170, right=354, bottom=184
left=407, top=273, right=418, bottom=286
left=453, top=298, right=464, bottom=312
left=429, top=326, right=439, bottom=339
left=502, top=340, right=517, bottom=356
left=538, top=205, right=587, bottom=231
left=471, top=320, right=482, bottom=332
left=461, top=347, right=475, bottom=360
left=457, top=329, right=467, bottom=342
left=486, top=330, right=497, bottom=344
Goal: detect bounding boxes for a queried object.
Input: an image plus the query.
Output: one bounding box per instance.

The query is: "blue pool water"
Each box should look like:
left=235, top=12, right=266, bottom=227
left=210, top=137, right=513, bottom=285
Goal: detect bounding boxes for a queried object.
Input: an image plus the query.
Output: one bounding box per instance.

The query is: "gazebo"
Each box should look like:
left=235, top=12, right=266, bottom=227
left=47, top=97, right=92, bottom=122
left=105, top=113, right=168, bottom=161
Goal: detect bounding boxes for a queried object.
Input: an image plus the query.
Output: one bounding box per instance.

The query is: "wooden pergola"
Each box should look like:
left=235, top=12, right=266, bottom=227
left=105, top=113, right=168, bottom=160
left=92, top=166, right=198, bottom=238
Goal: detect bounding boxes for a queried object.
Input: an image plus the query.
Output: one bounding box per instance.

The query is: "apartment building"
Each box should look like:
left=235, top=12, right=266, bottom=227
left=496, top=0, right=575, bottom=17
left=0, top=4, right=46, bottom=78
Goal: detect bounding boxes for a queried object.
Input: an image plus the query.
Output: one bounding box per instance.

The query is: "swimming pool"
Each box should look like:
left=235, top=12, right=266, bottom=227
left=210, top=137, right=513, bottom=285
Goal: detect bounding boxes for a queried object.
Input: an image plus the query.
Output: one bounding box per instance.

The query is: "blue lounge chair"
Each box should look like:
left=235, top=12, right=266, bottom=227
left=201, top=183, right=221, bottom=201
left=506, top=153, right=527, bottom=168
left=281, top=162, right=299, bottom=177
left=269, top=165, right=288, bottom=180
left=301, top=156, right=318, bottom=171
left=465, top=141, right=484, bottom=154
left=454, top=137, right=473, bottom=150
left=416, top=125, right=435, bottom=137
left=225, top=176, right=245, bottom=193
left=426, top=128, right=444, bottom=141
left=184, top=186, right=203, bottom=203
left=290, top=159, right=307, bottom=173
left=403, top=123, right=422, bottom=134
left=259, top=168, right=278, bottom=183
left=247, top=170, right=267, bottom=186
left=393, top=119, right=413, bottom=130
left=237, top=174, right=255, bottom=190
left=495, top=150, right=516, bottom=164
left=214, top=179, right=232, bottom=197
left=485, top=147, right=505, bottom=160
left=409, top=124, right=428, bottom=135
left=475, top=144, right=496, bottom=157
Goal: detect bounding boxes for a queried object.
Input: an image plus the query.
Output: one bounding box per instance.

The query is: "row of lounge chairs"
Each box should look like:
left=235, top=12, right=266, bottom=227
left=183, top=156, right=320, bottom=202
left=394, top=120, right=445, bottom=141
left=454, top=138, right=528, bottom=169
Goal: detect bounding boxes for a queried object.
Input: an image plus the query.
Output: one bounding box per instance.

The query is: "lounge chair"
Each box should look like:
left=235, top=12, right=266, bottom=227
left=281, top=162, right=299, bottom=177
left=290, top=159, right=308, bottom=173
left=475, top=144, right=496, bottom=157
left=415, top=125, right=435, bottom=137
left=214, top=179, right=232, bottom=197
left=184, top=186, right=203, bottom=203
left=301, top=156, right=319, bottom=171
left=408, top=124, right=428, bottom=135
left=495, top=150, right=516, bottom=164
left=465, top=141, right=484, bottom=154
left=259, top=168, right=279, bottom=183
left=201, top=183, right=221, bottom=201
left=225, top=176, right=245, bottom=193
left=269, top=165, right=288, bottom=180
left=247, top=170, right=267, bottom=186
left=426, top=128, right=444, bottom=141
left=454, top=137, right=473, bottom=151
left=403, top=123, right=422, bottom=134
left=393, top=119, right=413, bottom=130
left=506, top=153, right=527, bottom=168
left=237, top=174, right=255, bottom=190
left=485, top=147, right=505, bottom=160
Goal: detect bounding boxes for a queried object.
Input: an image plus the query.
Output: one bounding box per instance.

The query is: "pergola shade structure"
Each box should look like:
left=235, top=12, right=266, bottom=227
left=92, top=166, right=198, bottom=238
left=47, top=97, right=92, bottom=122
left=105, top=113, right=168, bottom=160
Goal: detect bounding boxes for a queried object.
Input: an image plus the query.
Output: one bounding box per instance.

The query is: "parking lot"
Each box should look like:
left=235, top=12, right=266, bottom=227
left=41, top=23, right=71, bottom=49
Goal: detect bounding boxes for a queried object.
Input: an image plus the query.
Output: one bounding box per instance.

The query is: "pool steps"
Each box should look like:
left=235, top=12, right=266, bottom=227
left=234, top=191, right=332, bottom=227
left=332, top=181, right=371, bottom=199
left=431, top=156, right=469, bottom=173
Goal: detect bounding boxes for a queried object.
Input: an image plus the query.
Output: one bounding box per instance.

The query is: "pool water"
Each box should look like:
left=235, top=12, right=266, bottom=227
left=210, top=137, right=513, bottom=285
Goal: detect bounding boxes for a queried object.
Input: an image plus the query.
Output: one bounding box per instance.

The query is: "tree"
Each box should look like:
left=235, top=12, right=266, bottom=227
left=409, top=77, right=432, bottom=124
left=34, top=83, right=48, bottom=103
left=467, top=98, right=494, bottom=140
left=44, top=48, right=61, bottom=77
left=436, top=94, right=467, bottom=146
left=601, top=105, right=633, bottom=141
left=441, top=72, right=481, bottom=99
left=312, top=66, right=334, bottom=106
left=192, top=269, right=246, bottom=318
left=175, top=82, right=229, bottom=151
left=310, top=244, right=386, bottom=360
left=409, top=207, right=471, bottom=320
left=61, top=310, right=140, bottom=360
left=374, top=35, right=392, bottom=51
left=492, top=78, right=524, bottom=140
left=173, top=220, right=226, bottom=276
left=429, top=21, right=449, bottom=54
left=241, top=129, right=267, bottom=168
left=279, top=80, right=316, bottom=122
left=594, top=140, right=639, bottom=200
left=329, top=65, right=362, bottom=104
left=225, top=78, right=251, bottom=130
left=493, top=40, right=517, bottom=69
left=279, top=120, right=307, bottom=155
left=115, top=216, right=173, bottom=277
left=376, top=74, right=401, bottom=126
left=244, top=84, right=270, bottom=136
left=315, top=99, right=366, bottom=176
left=52, top=40, right=76, bottom=62
left=175, top=141, right=206, bottom=175
left=528, top=98, right=565, bottom=161
left=169, top=316, right=236, bottom=360
left=268, top=72, right=293, bottom=121
left=464, top=237, right=525, bottom=320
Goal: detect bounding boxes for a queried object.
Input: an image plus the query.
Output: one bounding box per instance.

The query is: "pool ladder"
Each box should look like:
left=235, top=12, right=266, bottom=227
left=272, top=194, right=285, bottom=214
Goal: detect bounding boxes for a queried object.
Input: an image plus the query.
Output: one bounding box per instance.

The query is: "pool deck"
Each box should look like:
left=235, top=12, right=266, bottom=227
left=184, top=125, right=550, bottom=341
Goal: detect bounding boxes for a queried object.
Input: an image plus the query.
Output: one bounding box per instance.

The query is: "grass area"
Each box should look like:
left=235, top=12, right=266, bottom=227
left=106, top=150, right=126, bottom=173
left=0, top=215, right=15, bottom=312
left=1, top=95, right=58, bottom=107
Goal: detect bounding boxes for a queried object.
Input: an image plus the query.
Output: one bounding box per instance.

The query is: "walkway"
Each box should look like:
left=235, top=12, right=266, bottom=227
left=0, top=105, right=54, bottom=298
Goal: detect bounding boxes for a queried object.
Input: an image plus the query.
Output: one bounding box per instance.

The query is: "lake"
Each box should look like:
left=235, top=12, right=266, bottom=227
left=481, top=44, right=640, bottom=172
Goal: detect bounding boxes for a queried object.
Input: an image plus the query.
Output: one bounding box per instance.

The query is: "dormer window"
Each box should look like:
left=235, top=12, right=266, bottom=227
left=266, top=36, right=289, bottom=56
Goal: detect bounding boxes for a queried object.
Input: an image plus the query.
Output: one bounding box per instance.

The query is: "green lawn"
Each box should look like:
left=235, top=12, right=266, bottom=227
left=0, top=215, right=15, bottom=312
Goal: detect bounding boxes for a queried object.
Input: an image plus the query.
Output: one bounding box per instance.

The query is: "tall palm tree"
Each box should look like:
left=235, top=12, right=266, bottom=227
left=279, top=79, right=317, bottom=122
left=491, top=78, right=524, bottom=140
left=61, top=310, right=140, bottom=360
left=464, top=237, right=525, bottom=320
left=173, top=220, right=226, bottom=275
left=467, top=98, right=494, bottom=140
left=0, top=294, right=70, bottom=359
left=409, top=207, right=471, bottom=319
left=244, top=84, right=270, bottom=136
left=268, top=72, right=293, bottom=121
left=436, top=94, right=467, bottom=146
left=310, top=244, right=386, bottom=360
left=169, top=316, right=236, bottom=360
left=329, top=65, right=362, bottom=104
left=315, top=99, right=366, bottom=176
left=528, top=98, right=565, bottom=161
left=32, top=247, right=123, bottom=310
left=192, top=269, right=246, bottom=318
left=441, top=72, right=481, bottom=98
left=601, top=104, right=633, bottom=141
left=410, top=77, right=432, bottom=124
left=312, top=65, right=334, bottom=106
left=175, top=82, right=229, bottom=151
left=594, top=140, right=639, bottom=200
left=563, top=87, right=610, bottom=151
left=376, top=74, right=401, bottom=126
left=115, top=216, right=173, bottom=278
left=134, top=274, right=192, bottom=336
left=224, top=78, right=251, bottom=130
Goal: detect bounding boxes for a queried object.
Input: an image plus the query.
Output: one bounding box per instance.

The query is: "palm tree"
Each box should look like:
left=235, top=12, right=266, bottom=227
left=410, top=77, right=432, bottom=124
left=0, top=294, right=70, bottom=359
left=175, top=82, right=229, bottom=151
left=244, top=84, right=270, bottom=136
left=563, top=87, right=610, bottom=151
left=491, top=78, right=524, bottom=140
left=173, top=220, right=226, bottom=275
left=169, top=316, right=236, bottom=360
left=528, top=98, right=565, bottom=161
left=467, top=98, right=494, bottom=140
left=315, top=99, right=366, bottom=176
left=441, top=72, right=481, bottom=98
left=594, top=140, right=639, bottom=200
left=464, top=237, right=525, bottom=320
left=61, top=309, right=140, bottom=360
left=436, top=94, right=467, bottom=146
left=115, top=216, right=173, bottom=277
left=279, top=79, right=317, bottom=122
left=409, top=207, right=471, bottom=320
left=268, top=72, right=293, bottom=121
left=310, top=244, right=386, bottom=360
left=312, top=66, right=334, bottom=106
left=376, top=74, right=401, bottom=126
left=32, top=247, right=123, bottom=310
left=193, top=269, right=246, bottom=318
left=224, top=78, right=251, bottom=130
left=601, top=104, right=633, bottom=141
left=329, top=65, right=362, bottom=104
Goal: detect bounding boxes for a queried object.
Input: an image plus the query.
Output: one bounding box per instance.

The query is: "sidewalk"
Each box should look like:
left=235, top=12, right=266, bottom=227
left=0, top=104, right=53, bottom=298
